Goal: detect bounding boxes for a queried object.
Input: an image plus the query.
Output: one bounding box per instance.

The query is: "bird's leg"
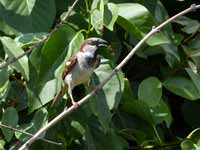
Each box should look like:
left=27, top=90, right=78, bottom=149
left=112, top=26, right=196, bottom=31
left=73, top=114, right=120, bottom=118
left=68, top=82, right=79, bottom=108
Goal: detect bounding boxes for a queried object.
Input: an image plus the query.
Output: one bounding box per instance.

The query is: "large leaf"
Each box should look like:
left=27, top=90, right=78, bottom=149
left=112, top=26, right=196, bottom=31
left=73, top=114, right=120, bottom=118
left=186, top=68, right=200, bottom=95
left=174, top=16, right=200, bottom=34
left=93, top=59, right=124, bottom=110
left=121, top=100, right=154, bottom=125
left=0, top=36, right=29, bottom=80
left=117, top=3, right=170, bottom=46
left=0, top=0, right=36, bottom=15
left=0, top=0, right=55, bottom=33
left=85, top=118, right=128, bottom=150
left=1, top=107, right=18, bottom=142
left=90, top=59, right=124, bottom=129
left=14, top=32, right=47, bottom=48
left=138, top=77, right=162, bottom=107
left=37, top=24, right=76, bottom=86
left=104, top=3, right=118, bottom=31
left=91, top=0, right=104, bottom=34
left=163, top=76, right=200, bottom=100
left=181, top=140, right=200, bottom=150
left=121, top=99, right=172, bottom=127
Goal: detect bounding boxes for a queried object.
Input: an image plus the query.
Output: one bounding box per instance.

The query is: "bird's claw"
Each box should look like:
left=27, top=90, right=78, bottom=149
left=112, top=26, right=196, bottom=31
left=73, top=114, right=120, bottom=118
left=72, top=101, right=79, bottom=109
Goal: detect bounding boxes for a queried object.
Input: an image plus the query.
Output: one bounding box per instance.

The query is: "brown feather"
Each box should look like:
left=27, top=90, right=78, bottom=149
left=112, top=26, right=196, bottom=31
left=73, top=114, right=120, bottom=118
left=62, top=55, right=77, bottom=80
left=80, top=39, right=91, bottom=52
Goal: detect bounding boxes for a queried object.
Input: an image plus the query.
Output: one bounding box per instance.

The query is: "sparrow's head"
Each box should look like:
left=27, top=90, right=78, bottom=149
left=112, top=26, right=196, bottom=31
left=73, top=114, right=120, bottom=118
left=80, top=37, right=108, bottom=53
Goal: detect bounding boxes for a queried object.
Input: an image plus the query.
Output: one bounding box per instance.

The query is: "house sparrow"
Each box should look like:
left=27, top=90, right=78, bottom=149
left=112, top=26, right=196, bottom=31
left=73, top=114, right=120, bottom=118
left=51, top=37, right=108, bottom=107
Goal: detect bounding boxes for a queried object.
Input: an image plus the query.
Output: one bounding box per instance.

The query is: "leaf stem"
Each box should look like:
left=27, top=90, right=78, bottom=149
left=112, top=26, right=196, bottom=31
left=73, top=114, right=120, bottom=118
left=152, top=125, right=162, bottom=144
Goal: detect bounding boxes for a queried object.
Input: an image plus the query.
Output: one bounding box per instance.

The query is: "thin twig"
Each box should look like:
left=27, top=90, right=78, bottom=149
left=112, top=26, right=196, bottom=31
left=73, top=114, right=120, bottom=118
left=0, top=46, right=33, bottom=69
left=0, top=123, right=63, bottom=146
left=62, top=0, right=79, bottom=22
left=0, top=0, right=79, bottom=70
left=18, top=4, right=200, bottom=150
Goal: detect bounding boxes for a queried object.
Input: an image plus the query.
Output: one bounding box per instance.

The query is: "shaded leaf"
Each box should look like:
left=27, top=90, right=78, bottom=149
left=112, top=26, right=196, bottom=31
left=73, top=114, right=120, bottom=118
left=94, top=59, right=124, bottom=110
left=0, top=0, right=55, bottom=33
left=0, top=0, right=36, bottom=15
left=117, top=3, right=170, bottom=46
left=37, top=24, right=76, bottom=86
left=138, top=77, right=162, bottom=107
left=163, top=76, right=200, bottom=100
left=104, top=3, right=118, bottom=31
left=186, top=68, right=200, bottom=95
left=0, top=36, right=29, bottom=80
left=1, top=107, right=18, bottom=142
left=14, top=33, right=47, bottom=48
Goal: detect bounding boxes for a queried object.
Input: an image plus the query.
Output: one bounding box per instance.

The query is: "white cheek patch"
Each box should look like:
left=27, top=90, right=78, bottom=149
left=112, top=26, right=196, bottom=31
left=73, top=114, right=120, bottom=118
left=83, top=45, right=96, bottom=52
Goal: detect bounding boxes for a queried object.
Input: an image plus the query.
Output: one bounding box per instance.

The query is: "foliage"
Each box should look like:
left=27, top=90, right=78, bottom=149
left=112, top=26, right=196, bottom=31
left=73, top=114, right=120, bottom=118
left=0, top=0, right=200, bottom=149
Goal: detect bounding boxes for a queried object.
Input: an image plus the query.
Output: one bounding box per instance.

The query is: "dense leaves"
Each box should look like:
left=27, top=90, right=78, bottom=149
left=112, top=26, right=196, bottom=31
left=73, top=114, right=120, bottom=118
left=0, top=0, right=200, bottom=150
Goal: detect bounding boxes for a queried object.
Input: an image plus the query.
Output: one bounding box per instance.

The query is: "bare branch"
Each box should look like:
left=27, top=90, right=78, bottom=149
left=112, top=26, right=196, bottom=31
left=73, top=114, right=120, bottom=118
left=62, top=0, right=79, bottom=22
left=0, top=123, right=63, bottom=146
left=18, top=4, right=200, bottom=150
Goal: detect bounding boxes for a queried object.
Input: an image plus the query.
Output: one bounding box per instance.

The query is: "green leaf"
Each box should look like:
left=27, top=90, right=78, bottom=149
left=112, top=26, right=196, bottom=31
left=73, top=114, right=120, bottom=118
left=94, top=59, right=124, bottom=110
left=117, top=3, right=170, bottom=46
left=163, top=76, right=200, bottom=100
left=151, top=100, right=172, bottom=127
left=0, top=140, right=5, bottom=150
left=104, top=3, right=118, bottom=31
left=90, top=59, right=124, bottom=129
left=0, top=0, right=36, bottom=15
left=186, top=68, right=200, bottom=95
left=174, top=16, right=200, bottom=34
left=0, top=0, right=55, bottom=33
left=86, top=120, right=128, bottom=150
left=181, top=140, right=197, bottom=150
left=1, top=107, right=18, bottom=142
left=39, top=79, right=57, bottom=106
left=0, top=67, right=9, bottom=87
left=14, top=32, right=47, bottom=48
left=0, top=36, right=29, bottom=80
left=15, top=108, right=48, bottom=142
left=138, top=77, right=162, bottom=107
left=122, top=78, right=136, bottom=103
left=91, top=0, right=104, bottom=34
left=121, top=100, right=154, bottom=125
left=37, top=24, right=76, bottom=86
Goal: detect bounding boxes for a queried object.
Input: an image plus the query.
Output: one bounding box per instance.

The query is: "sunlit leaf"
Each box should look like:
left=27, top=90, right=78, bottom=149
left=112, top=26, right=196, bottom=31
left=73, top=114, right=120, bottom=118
left=0, top=36, right=29, bottom=80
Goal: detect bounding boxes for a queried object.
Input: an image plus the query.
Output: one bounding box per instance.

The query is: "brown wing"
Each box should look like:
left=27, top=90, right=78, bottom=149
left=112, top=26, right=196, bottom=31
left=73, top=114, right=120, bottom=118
left=62, top=55, right=77, bottom=80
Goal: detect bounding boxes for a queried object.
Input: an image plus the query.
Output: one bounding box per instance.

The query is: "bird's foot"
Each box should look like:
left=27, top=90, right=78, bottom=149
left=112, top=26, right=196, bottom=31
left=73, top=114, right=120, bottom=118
left=72, top=101, right=79, bottom=109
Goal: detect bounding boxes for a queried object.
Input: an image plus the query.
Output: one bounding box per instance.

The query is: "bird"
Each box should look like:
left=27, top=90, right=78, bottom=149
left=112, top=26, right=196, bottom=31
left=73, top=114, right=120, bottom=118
left=51, top=37, right=108, bottom=107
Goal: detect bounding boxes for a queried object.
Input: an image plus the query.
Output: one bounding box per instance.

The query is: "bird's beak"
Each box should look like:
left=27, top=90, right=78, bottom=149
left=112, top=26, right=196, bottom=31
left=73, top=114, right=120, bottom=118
left=97, top=39, right=108, bottom=47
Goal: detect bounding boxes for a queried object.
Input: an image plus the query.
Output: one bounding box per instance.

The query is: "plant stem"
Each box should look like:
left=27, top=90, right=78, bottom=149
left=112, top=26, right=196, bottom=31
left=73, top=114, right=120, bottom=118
left=152, top=125, right=162, bottom=144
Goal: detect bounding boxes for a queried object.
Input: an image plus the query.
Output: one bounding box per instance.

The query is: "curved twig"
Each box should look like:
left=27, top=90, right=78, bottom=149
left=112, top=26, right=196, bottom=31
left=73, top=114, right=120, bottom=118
left=0, top=123, right=62, bottom=146
left=18, top=4, right=200, bottom=150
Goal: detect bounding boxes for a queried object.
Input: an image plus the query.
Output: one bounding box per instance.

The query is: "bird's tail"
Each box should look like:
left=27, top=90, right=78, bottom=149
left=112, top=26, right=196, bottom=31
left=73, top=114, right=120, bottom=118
left=50, top=85, right=67, bottom=107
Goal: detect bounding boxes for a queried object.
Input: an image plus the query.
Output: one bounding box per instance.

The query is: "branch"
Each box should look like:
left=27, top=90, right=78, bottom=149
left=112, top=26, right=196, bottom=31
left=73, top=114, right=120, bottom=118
left=0, top=0, right=79, bottom=70
left=62, top=0, right=79, bottom=22
left=0, top=123, right=63, bottom=146
left=18, top=4, right=200, bottom=150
